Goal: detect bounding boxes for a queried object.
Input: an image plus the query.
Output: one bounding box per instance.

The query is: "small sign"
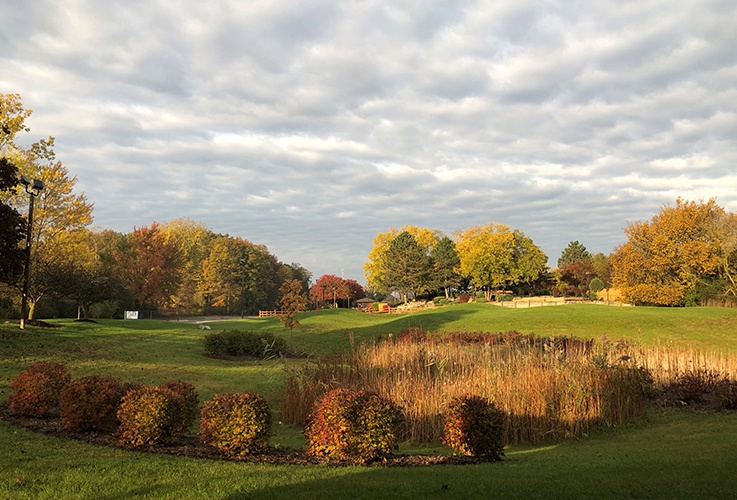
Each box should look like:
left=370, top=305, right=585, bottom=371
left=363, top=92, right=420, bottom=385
left=124, top=311, right=140, bottom=320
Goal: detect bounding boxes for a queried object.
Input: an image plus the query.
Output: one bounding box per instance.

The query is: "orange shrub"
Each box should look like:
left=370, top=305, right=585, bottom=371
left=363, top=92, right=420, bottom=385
left=199, top=393, right=271, bottom=456
left=444, top=395, right=505, bottom=460
left=305, top=388, right=403, bottom=463
left=117, top=386, right=180, bottom=447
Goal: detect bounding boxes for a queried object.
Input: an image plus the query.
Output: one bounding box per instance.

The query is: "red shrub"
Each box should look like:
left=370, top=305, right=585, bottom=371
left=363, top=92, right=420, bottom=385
left=9, top=362, right=71, bottom=417
left=59, top=375, right=126, bottom=432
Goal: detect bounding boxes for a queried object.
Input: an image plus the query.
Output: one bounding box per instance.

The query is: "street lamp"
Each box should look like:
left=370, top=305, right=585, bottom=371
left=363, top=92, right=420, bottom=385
left=19, top=175, right=44, bottom=329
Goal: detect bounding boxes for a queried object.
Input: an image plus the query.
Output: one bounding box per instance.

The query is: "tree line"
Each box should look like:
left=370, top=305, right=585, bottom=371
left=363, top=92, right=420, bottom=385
left=0, top=93, right=311, bottom=319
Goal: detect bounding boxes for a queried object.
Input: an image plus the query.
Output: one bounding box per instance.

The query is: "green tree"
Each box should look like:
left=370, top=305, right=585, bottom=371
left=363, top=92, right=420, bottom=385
left=382, top=231, right=433, bottom=302
left=364, top=226, right=440, bottom=293
left=0, top=158, right=25, bottom=285
left=557, top=241, right=591, bottom=269
left=430, top=236, right=461, bottom=298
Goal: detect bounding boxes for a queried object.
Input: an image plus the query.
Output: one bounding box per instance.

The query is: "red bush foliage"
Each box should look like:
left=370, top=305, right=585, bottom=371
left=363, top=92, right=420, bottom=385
left=59, top=375, right=126, bottom=432
left=444, top=395, right=505, bottom=460
left=9, top=362, right=71, bottom=417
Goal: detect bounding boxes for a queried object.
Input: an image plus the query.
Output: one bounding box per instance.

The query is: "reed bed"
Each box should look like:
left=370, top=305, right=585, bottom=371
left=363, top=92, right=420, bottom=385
left=283, top=332, right=737, bottom=446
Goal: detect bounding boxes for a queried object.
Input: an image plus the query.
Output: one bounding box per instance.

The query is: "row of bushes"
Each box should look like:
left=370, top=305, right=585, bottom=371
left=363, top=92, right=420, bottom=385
left=8, top=362, right=505, bottom=463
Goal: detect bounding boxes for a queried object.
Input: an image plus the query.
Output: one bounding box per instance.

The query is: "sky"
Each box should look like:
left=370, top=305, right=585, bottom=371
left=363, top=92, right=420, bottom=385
left=2, top=0, right=736, bottom=284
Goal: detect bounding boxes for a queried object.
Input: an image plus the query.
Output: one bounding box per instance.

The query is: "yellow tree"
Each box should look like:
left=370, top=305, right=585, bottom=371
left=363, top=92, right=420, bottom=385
left=160, top=218, right=215, bottom=315
left=611, top=198, right=723, bottom=306
left=364, top=225, right=441, bottom=293
left=455, top=223, right=516, bottom=300
left=2, top=141, right=94, bottom=318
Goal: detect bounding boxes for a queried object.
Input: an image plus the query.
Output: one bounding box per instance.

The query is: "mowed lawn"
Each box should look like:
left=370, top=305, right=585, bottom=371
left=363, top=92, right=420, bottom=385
left=2, top=303, right=737, bottom=499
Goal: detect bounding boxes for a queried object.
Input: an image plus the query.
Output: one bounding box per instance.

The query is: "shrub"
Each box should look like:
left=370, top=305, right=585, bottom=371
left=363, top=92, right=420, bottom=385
left=673, top=370, right=724, bottom=404
left=199, top=393, right=272, bottom=456
left=9, top=362, right=71, bottom=417
left=433, top=296, right=449, bottom=306
left=158, top=380, right=199, bottom=434
left=305, top=388, right=403, bottom=463
left=203, top=330, right=287, bottom=358
left=457, top=293, right=471, bottom=303
left=117, top=386, right=180, bottom=447
left=444, top=395, right=505, bottom=460
left=59, top=375, right=126, bottom=432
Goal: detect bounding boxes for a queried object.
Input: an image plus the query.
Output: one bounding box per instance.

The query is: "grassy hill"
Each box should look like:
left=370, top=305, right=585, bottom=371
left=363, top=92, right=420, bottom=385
left=1, top=303, right=737, bottom=498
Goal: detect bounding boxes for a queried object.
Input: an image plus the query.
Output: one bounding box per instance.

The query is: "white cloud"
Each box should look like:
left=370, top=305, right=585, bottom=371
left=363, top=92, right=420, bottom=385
left=2, top=0, right=737, bottom=282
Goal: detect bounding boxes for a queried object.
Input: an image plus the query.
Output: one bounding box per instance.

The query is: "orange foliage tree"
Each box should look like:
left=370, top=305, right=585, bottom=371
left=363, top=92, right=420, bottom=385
left=611, top=198, right=725, bottom=306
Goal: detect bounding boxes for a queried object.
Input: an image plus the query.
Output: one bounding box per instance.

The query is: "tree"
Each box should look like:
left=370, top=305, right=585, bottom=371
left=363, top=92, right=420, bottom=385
left=382, top=231, right=433, bottom=302
left=430, top=236, right=461, bottom=298
left=160, top=218, right=215, bottom=315
left=309, top=274, right=350, bottom=307
left=455, top=224, right=515, bottom=300
left=364, top=226, right=441, bottom=293
left=510, top=230, right=548, bottom=294
left=199, top=236, right=282, bottom=315
left=0, top=158, right=25, bottom=284
left=114, top=223, right=183, bottom=310
left=455, top=224, right=546, bottom=300
left=557, top=241, right=591, bottom=269
left=611, top=198, right=724, bottom=306
left=278, top=278, right=308, bottom=332
left=2, top=141, right=94, bottom=319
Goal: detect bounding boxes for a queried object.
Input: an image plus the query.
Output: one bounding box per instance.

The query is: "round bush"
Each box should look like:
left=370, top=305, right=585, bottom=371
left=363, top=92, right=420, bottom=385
left=158, top=380, right=199, bottom=435
left=444, top=395, right=505, bottom=460
left=59, top=375, right=126, bottom=432
left=117, top=386, right=180, bottom=447
left=199, top=393, right=272, bottom=456
left=305, top=388, right=403, bottom=463
left=9, top=362, right=71, bottom=417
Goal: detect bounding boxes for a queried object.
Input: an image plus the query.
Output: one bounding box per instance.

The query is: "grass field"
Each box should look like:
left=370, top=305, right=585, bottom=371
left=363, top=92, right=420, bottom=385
left=2, top=303, right=737, bottom=498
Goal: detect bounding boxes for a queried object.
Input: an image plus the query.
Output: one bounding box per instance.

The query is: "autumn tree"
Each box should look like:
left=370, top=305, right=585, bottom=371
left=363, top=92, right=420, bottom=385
left=309, top=274, right=350, bottom=307
left=456, top=224, right=546, bottom=300
left=160, top=218, right=215, bottom=315
left=114, top=223, right=183, bottom=310
left=430, top=236, right=461, bottom=298
left=278, top=278, right=308, bottom=332
left=611, top=198, right=724, bottom=306
left=199, top=236, right=282, bottom=315
left=2, top=142, right=94, bottom=319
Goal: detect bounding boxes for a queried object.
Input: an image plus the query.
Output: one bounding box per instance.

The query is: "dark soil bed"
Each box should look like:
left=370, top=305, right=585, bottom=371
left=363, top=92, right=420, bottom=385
left=0, top=402, right=487, bottom=467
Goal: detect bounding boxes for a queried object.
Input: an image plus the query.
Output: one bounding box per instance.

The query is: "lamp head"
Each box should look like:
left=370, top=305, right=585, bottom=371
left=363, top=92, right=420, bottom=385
left=32, top=179, right=44, bottom=192
left=20, top=175, right=30, bottom=187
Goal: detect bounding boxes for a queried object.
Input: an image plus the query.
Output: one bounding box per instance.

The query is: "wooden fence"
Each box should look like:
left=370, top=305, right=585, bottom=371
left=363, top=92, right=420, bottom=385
left=258, top=310, right=283, bottom=317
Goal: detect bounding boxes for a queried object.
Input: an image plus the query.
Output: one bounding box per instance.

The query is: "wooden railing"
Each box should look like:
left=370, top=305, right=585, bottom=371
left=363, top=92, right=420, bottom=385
left=258, top=310, right=283, bottom=317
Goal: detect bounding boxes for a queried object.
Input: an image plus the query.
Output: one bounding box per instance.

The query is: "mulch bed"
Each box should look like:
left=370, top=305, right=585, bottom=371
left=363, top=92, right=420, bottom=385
left=0, top=402, right=487, bottom=467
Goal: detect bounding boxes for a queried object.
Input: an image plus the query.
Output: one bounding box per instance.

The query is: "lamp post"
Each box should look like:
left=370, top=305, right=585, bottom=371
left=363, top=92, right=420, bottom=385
left=19, top=175, right=44, bottom=329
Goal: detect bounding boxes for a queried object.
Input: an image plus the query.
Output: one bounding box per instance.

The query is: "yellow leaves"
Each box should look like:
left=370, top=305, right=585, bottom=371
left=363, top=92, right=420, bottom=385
left=613, top=198, right=731, bottom=305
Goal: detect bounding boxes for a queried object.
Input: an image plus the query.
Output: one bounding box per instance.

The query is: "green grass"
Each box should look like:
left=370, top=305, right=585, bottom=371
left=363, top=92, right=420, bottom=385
left=2, top=304, right=737, bottom=498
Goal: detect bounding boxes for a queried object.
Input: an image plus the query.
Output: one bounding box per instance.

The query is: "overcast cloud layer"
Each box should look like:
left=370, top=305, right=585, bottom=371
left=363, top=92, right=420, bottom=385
left=2, top=0, right=736, bottom=283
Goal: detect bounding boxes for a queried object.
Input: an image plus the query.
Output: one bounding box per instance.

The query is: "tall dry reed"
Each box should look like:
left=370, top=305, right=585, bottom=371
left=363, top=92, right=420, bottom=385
left=284, top=332, right=737, bottom=445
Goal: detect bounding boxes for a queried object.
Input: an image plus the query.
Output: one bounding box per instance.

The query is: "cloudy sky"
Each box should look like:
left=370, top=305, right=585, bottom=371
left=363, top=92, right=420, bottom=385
left=2, top=0, right=736, bottom=283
